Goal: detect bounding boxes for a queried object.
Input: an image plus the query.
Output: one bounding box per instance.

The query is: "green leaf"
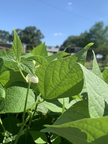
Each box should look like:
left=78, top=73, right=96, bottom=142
left=1, top=51, right=19, bottom=71
left=31, top=43, right=48, bottom=57
left=45, top=116, right=108, bottom=144
left=20, top=61, right=35, bottom=75
left=21, top=55, right=48, bottom=66
left=0, top=70, right=25, bottom=87
left=0, top=86, right=35, bottom=113
left=103, top=68, right=108, bottom=84
left=75, top=43, right=94, bottom=65
left=42, top=100, right=89, bottom=133
left=0, top=58, right=7, bottom=74
left=11, top=30, right=22, bottom=60
left=79, top=64, right=108, bottom=118
left=92, top=51, right=102, bottom=79
left=42, top=99, right=62, bottom=113
left=37, top=55, right=83, bottom=99
left=53, top=100, right=89, bottom=125
left=42, top=97, right=80, bottom=113
left=37, top=43, right=93, bottom=99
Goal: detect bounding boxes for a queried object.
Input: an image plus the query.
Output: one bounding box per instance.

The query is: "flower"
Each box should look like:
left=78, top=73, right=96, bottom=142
left=26, top=74, right=39, bottom=83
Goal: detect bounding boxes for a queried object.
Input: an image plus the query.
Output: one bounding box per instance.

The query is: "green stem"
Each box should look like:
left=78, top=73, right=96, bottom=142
left=22, top=82, right=31, bottom=123
left=19, top=68, right=26, bottom=81
left=28, top=94, right=41, bottom=127
left=0, top=118, right=6, bottom=135
left=62, top=98, right=65, bottom=114
left=14, top=82, right=31, bottom=144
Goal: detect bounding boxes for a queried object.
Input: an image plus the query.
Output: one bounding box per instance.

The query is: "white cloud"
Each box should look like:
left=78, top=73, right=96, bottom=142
left=54, top=33, right=63, bottom=36
left=68, top=2, right=72, bottom=5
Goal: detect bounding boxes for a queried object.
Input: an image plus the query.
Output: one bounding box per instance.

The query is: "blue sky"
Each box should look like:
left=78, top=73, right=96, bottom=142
left=0, top=0, right=108, bottom=46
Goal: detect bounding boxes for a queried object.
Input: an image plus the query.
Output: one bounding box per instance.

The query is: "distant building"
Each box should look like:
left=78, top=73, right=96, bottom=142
left=0, top=42, right=11, bottom=51
left=47, top=48, right=59, bottom=54
left=59, top=46, right=82, bottom=54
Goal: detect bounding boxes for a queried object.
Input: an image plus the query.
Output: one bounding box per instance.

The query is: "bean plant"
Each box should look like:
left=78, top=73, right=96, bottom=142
left=0, top=30, right=108, bottom=144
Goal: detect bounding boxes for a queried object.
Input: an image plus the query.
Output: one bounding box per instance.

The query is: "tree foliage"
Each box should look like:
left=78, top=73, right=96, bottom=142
left=61, top=22, right=108, bottom=52
left=0, top=26, right=44, bottom=49
left=0, top=30, right=10, bottom=43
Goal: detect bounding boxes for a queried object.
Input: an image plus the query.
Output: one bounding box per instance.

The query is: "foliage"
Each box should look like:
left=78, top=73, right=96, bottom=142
left=9, top=27, right=44, bottom=49
left=0, top=30, right=10, bottom=43
left=60, top=21, right=108, bottom=54
left=0, top=26, right=44, bottom=50
left=0, top=30, right=108, bottom=144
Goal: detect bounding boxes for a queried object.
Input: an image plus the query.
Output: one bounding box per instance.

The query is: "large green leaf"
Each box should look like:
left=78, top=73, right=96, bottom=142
left=53, top=100, right=89, bottom=125
left=79, top=64, right=108, bottom=118
left=45, top=116, right=108, bottom=144
left=11, top=30, right=22, bottom=60
left=37, top=55, right=83, bottom=99
left=37, top=43, right=93, bottom=99
left=31, top=43, right=48, bottom=57
left=42, top=100, right=89, bottom=132
left=0, top=86, right=35, bottom=113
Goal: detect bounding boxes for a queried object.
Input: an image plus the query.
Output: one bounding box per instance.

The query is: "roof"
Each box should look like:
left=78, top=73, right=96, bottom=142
left=0, top=43, right=11, bottom=50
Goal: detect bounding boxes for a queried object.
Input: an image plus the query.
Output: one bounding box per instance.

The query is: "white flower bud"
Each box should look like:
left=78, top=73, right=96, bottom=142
left=26, top=74, right=39, bottom=83
left=33, top=60, right=36, bottom=65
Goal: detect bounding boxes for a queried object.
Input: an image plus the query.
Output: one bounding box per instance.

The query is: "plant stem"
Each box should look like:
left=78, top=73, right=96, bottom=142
left=19, top=68, right=26, bottom=81
left=0, top=118, right=6, bottom=135
left=22, top=82, right=31, bottom=123
left=14, top=82, right=31, bottom=144
left=62, top=98, right=65, bottom=114
left=28, top=94, right=41, bottom=127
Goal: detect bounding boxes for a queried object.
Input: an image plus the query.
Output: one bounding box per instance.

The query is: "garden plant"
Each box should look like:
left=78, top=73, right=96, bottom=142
left=0, top=30, right=108, bottom=144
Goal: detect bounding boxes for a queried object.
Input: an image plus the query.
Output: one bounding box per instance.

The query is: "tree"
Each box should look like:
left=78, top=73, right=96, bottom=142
left=0, top=30, right=10, bottom=43
left=60, top=22, right=108, bottom=54
left=88, top=22, right=108, bottom=49
left=9, top=26, right=44, bottom=49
